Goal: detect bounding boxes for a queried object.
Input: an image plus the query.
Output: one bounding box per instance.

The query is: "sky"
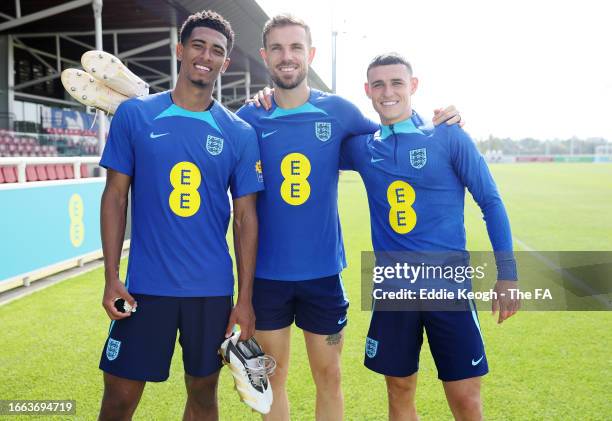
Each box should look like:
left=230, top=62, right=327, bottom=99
left=256, top=0, right=611, bottom=141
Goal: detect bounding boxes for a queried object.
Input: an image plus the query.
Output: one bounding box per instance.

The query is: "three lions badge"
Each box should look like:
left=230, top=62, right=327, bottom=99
left=206, top=135, right=224, bottom=156
left=365, top=337, right=378, bottom=358
left=315, top=122, right=331, bottom=142
left=106, top=338, right=121, bottom=361
left=409, top=148, right=427, bottom=169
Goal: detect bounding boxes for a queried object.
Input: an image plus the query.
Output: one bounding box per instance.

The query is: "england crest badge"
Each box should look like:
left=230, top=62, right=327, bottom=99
left=409, top=148, right=427, bottom=169
left=106, top=338, right=121, bottom=361
left=206, top=135, right=224, bottom=155
left=365, top=337, right=378, bottom=358
left=315, top=122, right=331, bottom=142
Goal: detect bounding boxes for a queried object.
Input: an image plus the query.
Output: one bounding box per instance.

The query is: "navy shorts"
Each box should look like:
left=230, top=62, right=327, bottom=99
left=364, top=299, right=488, bottom=382
left=99, top=294, right=232, bottom=382
left=253, top=274, right=349, bottom=335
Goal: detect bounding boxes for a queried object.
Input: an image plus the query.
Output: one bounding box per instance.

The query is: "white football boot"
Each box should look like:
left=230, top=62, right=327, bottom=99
left=220, top=332, right=275, bottom=414
left=61, top=68, right=129, bottom=114
left=81, top=50, right=149, bottom=98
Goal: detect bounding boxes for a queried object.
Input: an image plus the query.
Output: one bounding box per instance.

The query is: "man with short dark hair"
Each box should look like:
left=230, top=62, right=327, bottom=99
left=98, top=10, right=262, bottom=421
left=341, top=52, right=519, bottom=421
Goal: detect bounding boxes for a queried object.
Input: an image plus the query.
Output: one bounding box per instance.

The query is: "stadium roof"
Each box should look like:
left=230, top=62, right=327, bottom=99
left=0, top=0, right=330, bottom=106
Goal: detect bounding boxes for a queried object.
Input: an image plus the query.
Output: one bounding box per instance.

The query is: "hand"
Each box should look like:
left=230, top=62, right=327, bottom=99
left=244, top=86, right=273, bottom=110
left=225, top=299, right=256, bottom=340
left=492, top=280, right=520, bottom=324
left=432, top=105, right=464, bottom=127
left=102, top=279, right=137, bottom=320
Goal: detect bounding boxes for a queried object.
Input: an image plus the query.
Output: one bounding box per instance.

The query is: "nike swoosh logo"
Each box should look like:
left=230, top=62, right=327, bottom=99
left=150, top=132, right=169, bottom=139
left=337, top=316, right=347, bottom=325
left=261, top=130, right=278, bottom=138
left=471, top=356, right=484, bottom=366
left=371, top=157, right=384, bottom=163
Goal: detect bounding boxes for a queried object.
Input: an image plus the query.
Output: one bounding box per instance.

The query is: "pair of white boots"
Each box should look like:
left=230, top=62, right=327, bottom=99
left=61, top=50, right=149, bottom=114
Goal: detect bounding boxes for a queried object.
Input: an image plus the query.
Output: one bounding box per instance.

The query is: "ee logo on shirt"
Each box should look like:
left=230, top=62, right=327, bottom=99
left=169, top=162, right=201, bottom=217
left=387, top=180, right=416, bottom=234
left=280, top=153, right=311, bottom=206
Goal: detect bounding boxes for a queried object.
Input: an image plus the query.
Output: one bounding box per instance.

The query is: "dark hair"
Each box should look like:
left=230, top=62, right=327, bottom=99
left=367, top=53, right=413, bottom=76
left=180, top=10, right=235, bottom=54
left=262, top=14, right=312, bottom=48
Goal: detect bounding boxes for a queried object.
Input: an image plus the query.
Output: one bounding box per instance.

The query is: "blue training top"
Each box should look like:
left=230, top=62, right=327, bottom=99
left=237, top=89, right=378, bottom=280
left=341, top=117, right=517, bottom=281
left=100, top=91, right=264, bottom=297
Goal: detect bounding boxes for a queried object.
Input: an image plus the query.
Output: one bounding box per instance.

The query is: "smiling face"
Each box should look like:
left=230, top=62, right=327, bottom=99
left=177, top=26, right=230, bottom=88
left=260, top=24, right=315, bottom=90
left=365, top=63, right=418, bottom=125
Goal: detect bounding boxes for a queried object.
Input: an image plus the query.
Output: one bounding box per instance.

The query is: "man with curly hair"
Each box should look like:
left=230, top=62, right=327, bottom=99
left=97, top=10, right=262, bottom=420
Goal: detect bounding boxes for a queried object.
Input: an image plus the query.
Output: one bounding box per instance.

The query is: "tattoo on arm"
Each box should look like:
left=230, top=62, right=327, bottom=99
left=326, top=333, right=342, bottom=346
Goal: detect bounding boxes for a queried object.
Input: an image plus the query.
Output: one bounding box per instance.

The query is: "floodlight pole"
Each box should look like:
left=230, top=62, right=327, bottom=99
left=170, top=27, right=178, bottom=88
left=331, top=30, right=337, bottom=94
left=93, top=0, right=106, bottom=161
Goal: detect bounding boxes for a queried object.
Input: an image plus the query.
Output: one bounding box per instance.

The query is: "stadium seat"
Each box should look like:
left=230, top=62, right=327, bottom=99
left=26, top=165, right=38, bottom=182
left=64, top=164, right=74, bottom=179
left=55, top=164, right=66, bottom=180
left=1, top=166, right=17, bottom=183
left=35, top=165, right=48, bottom=181
left=80, top=164, right=89, bottom=178
left=46, top=165, right=58, bottom=180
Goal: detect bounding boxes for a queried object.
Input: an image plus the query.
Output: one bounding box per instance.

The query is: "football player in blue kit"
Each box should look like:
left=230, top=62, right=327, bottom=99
left=238, top=15, right=461, bottom=421
left=340, top=53, right=520, bottom=421
left=97, top=11, right=263, bottom=421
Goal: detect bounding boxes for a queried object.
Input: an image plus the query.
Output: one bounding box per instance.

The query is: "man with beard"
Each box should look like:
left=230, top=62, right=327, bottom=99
left=237, top=15, right=460, bottom=421
left=98, top=10, right=262, bottom=420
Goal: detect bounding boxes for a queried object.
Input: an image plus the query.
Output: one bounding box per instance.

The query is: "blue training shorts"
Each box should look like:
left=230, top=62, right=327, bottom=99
left=99, top=294, right=232, bottom=382
left=253, top=274, right=349, bottom=335
left=364, top=299, right=488, bottom=382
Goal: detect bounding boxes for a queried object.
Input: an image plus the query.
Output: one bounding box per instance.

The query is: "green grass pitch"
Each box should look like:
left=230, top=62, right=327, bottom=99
left=0, top=163, right=610, bottom=420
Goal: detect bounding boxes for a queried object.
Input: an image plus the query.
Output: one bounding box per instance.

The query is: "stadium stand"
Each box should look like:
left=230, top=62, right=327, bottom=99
left=25, top=165, right=37, bottom=182
left=46, top=165, right=58, bottom=180
left=64, top=164, right=74, bottom=179
left=55, top=164, right=67, bottom=180
left=1, top=166, right=17, bottom=183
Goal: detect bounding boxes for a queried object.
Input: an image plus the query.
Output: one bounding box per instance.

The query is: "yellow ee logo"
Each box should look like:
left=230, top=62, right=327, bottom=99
left=69, top=194, right=85, bottom=247
left=280, top=153, right=311, bottom=206
left=387, top=180, right=416, bottom=234
left=169, top=162, right=202, bottom=217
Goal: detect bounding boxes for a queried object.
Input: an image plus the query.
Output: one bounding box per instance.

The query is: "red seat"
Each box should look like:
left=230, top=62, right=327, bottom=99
left=64, top=164, right=75, bottom=179
left=55, top=164, right=66, bottom=180
left=2, top=166, right=17, bottom=183
left=26, top=165, right=38, bottom=182
left=0, top=167, right=4, bottom=183
left=46, top=165, right=57, bottom=180
left=80, top=164, right=89, bottom=178
left=35, top=165, right=48, bottom=181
